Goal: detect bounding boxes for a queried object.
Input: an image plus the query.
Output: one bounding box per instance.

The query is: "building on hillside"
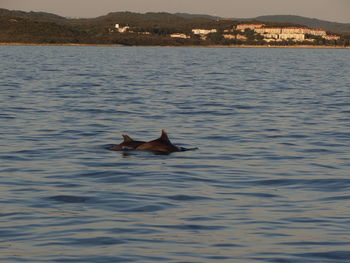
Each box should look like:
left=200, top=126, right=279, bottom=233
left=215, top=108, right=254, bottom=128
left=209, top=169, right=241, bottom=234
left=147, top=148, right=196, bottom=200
left=323, top=35, right=340, bottom=40
left=223, top=34, right=235, bottom=39
left=223, top=29, right=235, bottom=33
left=236, top=34, right=248, bottom=41
left=261, top=34, right=280, bottom=42
left=260, top=33, right=305, bottom=42
left=170, top=33, right=190, bottom=39
left=279, top=33, right=305, bottom=41
left=115, top=24, right=130, bottom=33
left=255, top=27, right=282, bottom=34
left=192, top=29, right=217, bottom=35
left=255, top=27, right=327, bottom=36
left=236, top=24, right=265, bottom=31
left=192, top=29, right=217, bottom=40
left=281, top=27, right=309, bottom=34
left=223, top=34, right=247, bottom=41
left=307, top=28, right=327, bottom=36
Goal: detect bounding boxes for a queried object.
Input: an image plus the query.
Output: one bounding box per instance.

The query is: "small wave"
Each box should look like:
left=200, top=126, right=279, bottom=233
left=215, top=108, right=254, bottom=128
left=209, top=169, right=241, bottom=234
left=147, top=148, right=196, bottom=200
left=296, top=251, right=350, bottom=261
left=233, top=192, right=281, bottom=198
left=282, top=241, right=350, bottom=246
left=121, top=204, right=173, bottom=213
left=48, top=195, right=93, bottom=203
left=157, top=224, right=226, bottom=231
left=319, top=195, right=350, bottom=201
left=166, top=194, right=211, bottom=201
left=213, top=243, right=244, bottom=247
left=0, top=114, right=16, bottom=119
left=245, top=178, right=350, bottom=192
left=49, top=255, right=132, bottom=263
left=61, top=236, right=125, bottom=246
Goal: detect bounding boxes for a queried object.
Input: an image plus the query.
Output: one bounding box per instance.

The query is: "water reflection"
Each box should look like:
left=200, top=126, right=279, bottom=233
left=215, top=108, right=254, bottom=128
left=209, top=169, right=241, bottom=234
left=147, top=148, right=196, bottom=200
left=0, top=46, right=349, bottom=263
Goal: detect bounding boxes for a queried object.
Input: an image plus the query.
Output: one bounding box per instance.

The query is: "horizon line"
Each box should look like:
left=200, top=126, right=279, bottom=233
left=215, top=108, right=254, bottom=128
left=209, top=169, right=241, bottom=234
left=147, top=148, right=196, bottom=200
left=1, top=8, right=349, bottom=24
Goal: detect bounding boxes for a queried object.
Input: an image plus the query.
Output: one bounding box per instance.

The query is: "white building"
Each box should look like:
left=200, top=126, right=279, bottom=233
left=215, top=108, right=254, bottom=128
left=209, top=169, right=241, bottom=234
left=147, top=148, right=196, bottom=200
left=236, top=34, right=248, bottom=41
left=223, top=29, right=235, bottom=33
left=223, top=34, right=247, bottom=40
left=279, top=33, right=305, bottom=41
left=282, top=27, right=309, bottom=34
left=170, top=33, right=190, bottom=39
left=307, top=28, right=327, bottom=36
left=115, top=24, right=130, bottom=33
left=255, top=27, right=282, bottom=34
left=236, top=24, right=265, bottom=31
left=223, top=34, right=235, bottom=39
left=323, top=35, right=340, bottom=40
left=262, top=33, right=280, bottom=41
left=192, top=29, right=217, bottom=40
left=192, top=29, right=217, bottom=35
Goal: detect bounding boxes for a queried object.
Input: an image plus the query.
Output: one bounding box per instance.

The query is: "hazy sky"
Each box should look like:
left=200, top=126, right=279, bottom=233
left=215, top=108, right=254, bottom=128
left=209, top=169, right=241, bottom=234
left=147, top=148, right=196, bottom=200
left=1, top=0, right=349, bottom=23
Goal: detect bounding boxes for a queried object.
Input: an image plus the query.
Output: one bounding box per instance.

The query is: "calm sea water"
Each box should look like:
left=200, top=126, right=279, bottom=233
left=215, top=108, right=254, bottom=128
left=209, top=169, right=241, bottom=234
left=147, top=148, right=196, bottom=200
left=1, top=45, right=350, bottom=263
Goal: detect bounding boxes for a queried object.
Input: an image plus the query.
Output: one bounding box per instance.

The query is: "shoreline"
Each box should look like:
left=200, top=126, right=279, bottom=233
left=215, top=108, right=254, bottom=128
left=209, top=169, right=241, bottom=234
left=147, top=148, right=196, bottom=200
left=1, top=42, right=349, bottom=49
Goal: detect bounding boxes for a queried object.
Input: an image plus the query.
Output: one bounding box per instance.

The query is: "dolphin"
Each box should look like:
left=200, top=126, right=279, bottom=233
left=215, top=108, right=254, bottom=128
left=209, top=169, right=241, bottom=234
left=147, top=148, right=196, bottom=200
left=108, top=130, right=197, bottom=154
left=136, top=130, right=194, bottom=154
left=108, top=134, right=145, bottom=151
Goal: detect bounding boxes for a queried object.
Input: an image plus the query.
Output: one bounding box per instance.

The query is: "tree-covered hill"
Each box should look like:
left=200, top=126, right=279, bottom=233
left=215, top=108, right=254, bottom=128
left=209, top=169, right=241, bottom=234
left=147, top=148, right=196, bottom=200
left=0, top=9, right=349, bottom=45
left=0, top=9, right=237, bottom=45
left=0, top=8, right=67, bottom=22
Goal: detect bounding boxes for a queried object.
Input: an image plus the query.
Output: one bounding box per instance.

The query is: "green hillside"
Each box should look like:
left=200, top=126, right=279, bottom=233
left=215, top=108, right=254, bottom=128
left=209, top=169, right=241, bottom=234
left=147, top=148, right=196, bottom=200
left=0, top=8, right=67, bottom=22
left=0, top=9, right=349, bottom=46
left=0, top=9, right=236, bottom=45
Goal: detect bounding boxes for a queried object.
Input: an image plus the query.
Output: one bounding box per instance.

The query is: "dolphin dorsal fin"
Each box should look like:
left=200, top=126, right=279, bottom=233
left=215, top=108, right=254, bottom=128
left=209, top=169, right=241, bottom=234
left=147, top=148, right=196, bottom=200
left=160, top=129, right=171, bottom=142
left=122, top=134, right=133, bottom=143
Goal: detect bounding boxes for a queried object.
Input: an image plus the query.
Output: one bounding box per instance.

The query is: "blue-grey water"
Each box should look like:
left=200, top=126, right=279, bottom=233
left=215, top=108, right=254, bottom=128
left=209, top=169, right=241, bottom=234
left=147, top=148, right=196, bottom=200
left=1, top=45, right=350, bottom=263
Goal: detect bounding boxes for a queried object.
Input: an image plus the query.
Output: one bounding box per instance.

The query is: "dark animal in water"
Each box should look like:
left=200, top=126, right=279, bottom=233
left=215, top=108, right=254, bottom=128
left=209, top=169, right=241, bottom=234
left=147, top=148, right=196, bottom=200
left=108, top=130, right=197, bottom=154
left=136, top=130, right=181, bottom=153
left=107, top=134, right=145, bottom=151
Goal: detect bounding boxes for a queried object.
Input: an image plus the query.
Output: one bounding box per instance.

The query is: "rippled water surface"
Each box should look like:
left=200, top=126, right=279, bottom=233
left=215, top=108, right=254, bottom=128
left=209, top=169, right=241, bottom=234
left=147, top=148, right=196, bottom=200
left=1, top=46, right=350, bottom=262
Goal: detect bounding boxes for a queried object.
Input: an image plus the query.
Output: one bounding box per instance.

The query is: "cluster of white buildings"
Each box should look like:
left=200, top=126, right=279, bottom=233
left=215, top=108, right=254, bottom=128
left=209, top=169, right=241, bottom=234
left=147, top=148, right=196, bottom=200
left=113, top=24, right=151, bottom=35
left=170, top=29, right=216, bottom=40
left=112, top=23, right=341, bottom=43
left=166, top=29, right=218, bottom=40
left=113, top=24, right=219, bottom=39
left=236, top=23, right=340, bottom=42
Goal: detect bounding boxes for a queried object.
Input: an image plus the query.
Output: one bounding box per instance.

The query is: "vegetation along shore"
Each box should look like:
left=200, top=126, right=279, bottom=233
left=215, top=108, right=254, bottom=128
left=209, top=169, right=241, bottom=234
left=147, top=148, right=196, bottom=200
left=1, top=8, right=349, bottom=47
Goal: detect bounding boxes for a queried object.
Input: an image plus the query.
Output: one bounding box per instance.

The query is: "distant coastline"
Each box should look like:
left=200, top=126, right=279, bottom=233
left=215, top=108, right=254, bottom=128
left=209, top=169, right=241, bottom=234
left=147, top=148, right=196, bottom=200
left=1, top=42, right=349, bottom=49
left=1, top=9, right=349, bottom=48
